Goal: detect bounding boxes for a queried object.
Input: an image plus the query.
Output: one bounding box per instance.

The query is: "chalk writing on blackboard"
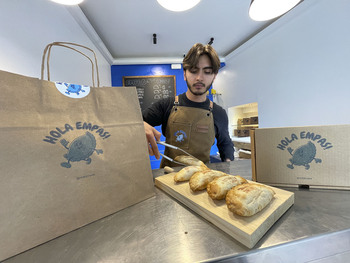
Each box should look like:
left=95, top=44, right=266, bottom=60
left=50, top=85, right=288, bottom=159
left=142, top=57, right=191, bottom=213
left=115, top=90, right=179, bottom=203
left=123, top=75, right=176, bottom=112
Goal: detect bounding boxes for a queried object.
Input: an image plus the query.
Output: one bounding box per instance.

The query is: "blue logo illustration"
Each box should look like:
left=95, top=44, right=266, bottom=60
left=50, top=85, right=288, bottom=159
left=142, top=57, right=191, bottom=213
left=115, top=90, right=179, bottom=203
left=54, top=82, right=90, bottom=99
left=64, top=83, right=85, bottom=95
left=60, top=132, right=103, bottom=168
left=174, top=130, right=187, bottom=142
left=287, top=141, right=322, bottom=170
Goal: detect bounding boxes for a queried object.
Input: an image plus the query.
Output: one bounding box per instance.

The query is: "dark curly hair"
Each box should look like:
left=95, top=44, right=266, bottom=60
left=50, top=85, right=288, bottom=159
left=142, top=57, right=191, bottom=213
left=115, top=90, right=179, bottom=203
left=183, top=43, right=221, bottom=74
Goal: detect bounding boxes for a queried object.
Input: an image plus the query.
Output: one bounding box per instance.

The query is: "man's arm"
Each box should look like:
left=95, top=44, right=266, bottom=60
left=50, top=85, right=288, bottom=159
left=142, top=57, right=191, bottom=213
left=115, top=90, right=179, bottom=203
left=218, top=138, right=235, bottom=162
left=143, top=121, right=161, bottom=159
left=214, top=106, right=235, bottom=162
left=142, top=97, right=174, bottom=159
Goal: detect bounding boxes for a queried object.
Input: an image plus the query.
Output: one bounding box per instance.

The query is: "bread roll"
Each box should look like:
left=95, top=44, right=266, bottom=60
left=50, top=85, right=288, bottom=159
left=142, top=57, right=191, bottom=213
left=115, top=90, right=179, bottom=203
left=174, top=155, right=206, bottom=167
left=189, top=170, right=227, bottom=191
left=207, top=175, right=247, bottom=200
left=226, top=183, right=275, bottom=217
left=174, top=165, right=208, bottom=182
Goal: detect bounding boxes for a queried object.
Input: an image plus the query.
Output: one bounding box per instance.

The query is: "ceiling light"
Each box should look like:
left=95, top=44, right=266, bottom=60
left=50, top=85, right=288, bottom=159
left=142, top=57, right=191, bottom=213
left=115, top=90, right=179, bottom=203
left=249, top=0, right=302, bottom=21
left=157, top=0, right=201, bottom=12
left=50, top=0, right=84, bottom=5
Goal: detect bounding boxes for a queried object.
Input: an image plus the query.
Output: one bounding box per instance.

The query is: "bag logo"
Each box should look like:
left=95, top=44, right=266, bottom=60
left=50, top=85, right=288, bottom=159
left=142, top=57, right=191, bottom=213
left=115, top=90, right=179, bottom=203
left=60, top=132, right=103, bottom=168
left=276, top=131, right=332, bottom=171
left=55, top=81, right=90, bottom=99
left=43, top=122, right=111, bottom=168
left=174, top=130, right=187, bottom=142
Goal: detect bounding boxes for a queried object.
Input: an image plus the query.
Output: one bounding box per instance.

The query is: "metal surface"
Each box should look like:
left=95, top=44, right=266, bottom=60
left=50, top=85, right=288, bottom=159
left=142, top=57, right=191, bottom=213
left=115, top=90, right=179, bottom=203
left=204, top=228, right=350, bottom=263
left=4, top=160, right=350, bottom=263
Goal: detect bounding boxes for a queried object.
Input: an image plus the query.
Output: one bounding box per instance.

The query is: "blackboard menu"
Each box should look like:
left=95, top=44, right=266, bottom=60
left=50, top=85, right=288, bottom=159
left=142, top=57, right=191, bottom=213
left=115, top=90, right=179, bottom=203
left=123, top=75, right=176, bottom=112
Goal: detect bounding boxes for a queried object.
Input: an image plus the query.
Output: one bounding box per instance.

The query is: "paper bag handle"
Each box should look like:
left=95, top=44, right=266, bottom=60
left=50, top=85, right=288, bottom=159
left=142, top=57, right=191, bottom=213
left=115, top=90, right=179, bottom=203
left=41, top=41, right=100, bottom=87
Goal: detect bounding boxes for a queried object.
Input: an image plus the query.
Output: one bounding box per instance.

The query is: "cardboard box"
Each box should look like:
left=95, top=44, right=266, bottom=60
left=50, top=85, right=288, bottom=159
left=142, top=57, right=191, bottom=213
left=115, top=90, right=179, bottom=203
left=251, top=125, right=350, bottom=189
left=250, top=116, right=259, bottom=124
left=236, top=129, right=250, bottom=137
left=242, top=129, right=250, bottom=137
left=243, top=118, right=251, bottom=125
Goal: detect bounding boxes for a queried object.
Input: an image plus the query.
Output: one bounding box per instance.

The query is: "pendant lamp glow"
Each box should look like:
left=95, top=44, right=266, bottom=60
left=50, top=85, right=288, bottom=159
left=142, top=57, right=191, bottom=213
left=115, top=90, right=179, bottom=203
left=51, top=0, right=84, bottom=5
left=249, top=0, right=302, bottom=21
left=157, top=0, right=201, bottom=12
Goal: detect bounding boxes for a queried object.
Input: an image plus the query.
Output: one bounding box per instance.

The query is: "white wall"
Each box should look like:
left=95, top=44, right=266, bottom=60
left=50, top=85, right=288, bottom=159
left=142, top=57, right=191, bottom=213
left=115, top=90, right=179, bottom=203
left=215, top=0, right=350, bottom=128
left=0, top=0, right=111, bottom=87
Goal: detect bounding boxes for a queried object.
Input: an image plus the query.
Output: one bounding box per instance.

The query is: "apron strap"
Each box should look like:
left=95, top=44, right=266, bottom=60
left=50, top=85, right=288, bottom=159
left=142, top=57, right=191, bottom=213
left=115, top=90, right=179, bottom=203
left=174, top=96, right=179, bottom=111
left=208, top=100, right=213, bottom=116
left=209, top=100, right=213, bottom=110
left=174, top=96, right=213, bottom=114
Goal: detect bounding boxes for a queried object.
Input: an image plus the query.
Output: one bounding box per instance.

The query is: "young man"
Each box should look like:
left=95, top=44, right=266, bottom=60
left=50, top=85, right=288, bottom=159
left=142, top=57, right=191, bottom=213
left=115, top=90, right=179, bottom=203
left=143, top=43, right=234, bottom=167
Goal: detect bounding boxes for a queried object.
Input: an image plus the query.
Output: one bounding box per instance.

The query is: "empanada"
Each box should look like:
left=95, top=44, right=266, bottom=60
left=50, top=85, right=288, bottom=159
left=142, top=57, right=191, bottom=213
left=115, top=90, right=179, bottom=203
left=164, top=166, right=175, bottom=174
left=174, top=155, right=206, bottom=167
left=226, top=183, right=275, bottom=217
left=174, top=165, right=208, bottom=182
left=207, top=175, right=247, bottom=200
left=189, top=170, right=227, bottom=191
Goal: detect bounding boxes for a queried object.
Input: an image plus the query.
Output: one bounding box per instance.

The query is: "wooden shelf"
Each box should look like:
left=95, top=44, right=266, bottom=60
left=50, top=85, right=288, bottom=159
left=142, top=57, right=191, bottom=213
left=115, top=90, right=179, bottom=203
left=240, top=124, right=259, bottom=128
left=232, top=136, right=251, bottom=150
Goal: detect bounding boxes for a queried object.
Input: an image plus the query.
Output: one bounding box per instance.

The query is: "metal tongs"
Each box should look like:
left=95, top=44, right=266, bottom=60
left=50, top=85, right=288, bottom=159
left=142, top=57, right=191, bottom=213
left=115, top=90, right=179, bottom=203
left=157, top=141, right=197, bottom=166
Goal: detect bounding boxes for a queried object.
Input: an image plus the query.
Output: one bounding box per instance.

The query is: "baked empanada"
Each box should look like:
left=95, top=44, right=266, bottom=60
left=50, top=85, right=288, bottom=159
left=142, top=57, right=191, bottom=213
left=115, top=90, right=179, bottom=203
left=174, top=155, right=206, bottom=167
left=189, top=170, right=227, bottom=191
left=207, top=175, right=247, bottom=200
left=174, top=165, right=208, bottom=182
left=226, top=183, right=275, bottom=217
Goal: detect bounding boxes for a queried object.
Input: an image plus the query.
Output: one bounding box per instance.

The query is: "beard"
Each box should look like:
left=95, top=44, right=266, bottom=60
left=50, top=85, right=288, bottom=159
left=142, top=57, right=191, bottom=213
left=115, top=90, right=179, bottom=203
left=186, top=80, right=214, bottom=96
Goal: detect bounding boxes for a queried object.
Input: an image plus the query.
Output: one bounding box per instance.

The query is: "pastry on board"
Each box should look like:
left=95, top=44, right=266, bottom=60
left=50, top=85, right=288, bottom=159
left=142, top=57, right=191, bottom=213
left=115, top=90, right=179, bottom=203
left=189, top=169, right=227, bottom=191
left=207, top=175, right=247, bottom=200
left=174, top=165, right=209, bottom=182
left=226, top=183, right=275, bottom=217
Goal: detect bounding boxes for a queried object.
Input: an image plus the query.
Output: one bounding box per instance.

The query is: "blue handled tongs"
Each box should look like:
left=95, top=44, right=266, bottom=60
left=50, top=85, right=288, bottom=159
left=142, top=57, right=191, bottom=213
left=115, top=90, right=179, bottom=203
left=156, top=141, right=197, bottom=166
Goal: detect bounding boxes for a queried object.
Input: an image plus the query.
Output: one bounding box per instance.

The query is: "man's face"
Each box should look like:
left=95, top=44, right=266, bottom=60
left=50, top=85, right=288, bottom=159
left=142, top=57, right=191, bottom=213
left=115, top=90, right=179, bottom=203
left=184, top=55, right=217, bottom=96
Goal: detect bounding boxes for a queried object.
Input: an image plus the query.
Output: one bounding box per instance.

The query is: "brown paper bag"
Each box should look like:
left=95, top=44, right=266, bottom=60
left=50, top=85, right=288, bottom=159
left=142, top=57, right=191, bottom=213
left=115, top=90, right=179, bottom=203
left=0, top=42, right=155, bottom=261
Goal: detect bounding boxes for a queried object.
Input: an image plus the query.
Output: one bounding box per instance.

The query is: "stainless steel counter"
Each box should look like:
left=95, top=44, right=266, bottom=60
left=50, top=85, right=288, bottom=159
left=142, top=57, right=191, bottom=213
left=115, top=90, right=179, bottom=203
left=4, top=160, right=350, bottom=263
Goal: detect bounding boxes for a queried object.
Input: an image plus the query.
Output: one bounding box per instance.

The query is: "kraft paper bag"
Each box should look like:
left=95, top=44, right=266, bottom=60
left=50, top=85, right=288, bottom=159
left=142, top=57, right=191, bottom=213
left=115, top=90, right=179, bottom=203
left=0, top=43, right=155, bottom=261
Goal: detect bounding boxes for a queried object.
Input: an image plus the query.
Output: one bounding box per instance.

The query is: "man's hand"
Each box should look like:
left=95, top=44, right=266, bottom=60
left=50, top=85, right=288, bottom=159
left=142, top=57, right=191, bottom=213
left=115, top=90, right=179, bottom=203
left=143, top=121, right=162, bottom=159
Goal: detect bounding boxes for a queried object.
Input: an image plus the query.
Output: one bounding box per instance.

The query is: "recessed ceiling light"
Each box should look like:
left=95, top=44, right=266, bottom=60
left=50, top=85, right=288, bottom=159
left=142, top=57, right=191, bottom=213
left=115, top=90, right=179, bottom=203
left=157, top=0, right=201, bottom=12
left=50, top=0, right=84, bottom=5
left=249, top=0, right=302, bottom=21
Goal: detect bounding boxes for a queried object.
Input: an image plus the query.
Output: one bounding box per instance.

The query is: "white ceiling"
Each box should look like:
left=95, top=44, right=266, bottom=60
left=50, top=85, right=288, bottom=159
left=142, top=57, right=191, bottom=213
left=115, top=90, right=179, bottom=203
left=73, top=0, right=278, bottom=64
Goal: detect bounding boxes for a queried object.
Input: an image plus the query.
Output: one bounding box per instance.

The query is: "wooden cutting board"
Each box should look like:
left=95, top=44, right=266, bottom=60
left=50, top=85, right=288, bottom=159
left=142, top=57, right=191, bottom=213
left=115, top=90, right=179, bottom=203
left=155, top=173, right=294, bottom=248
